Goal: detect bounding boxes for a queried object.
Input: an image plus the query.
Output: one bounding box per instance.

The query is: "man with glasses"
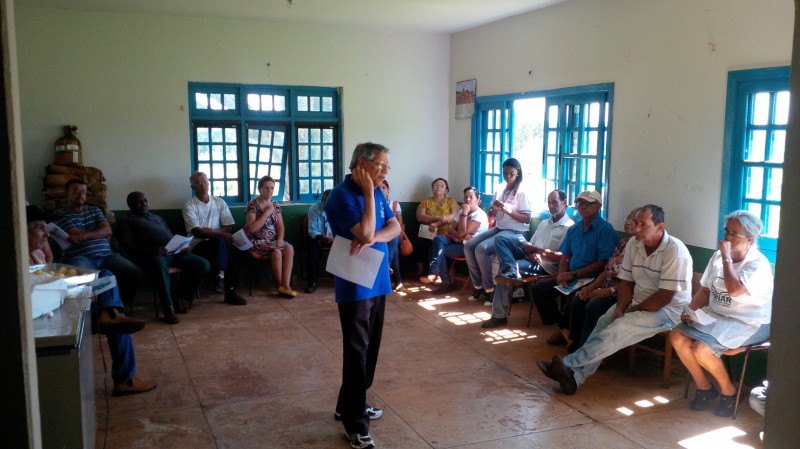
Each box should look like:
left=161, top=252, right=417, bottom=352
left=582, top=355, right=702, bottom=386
left=537, top=204, right=692, bottom=395
left=325, top=143, right=400, bottom=449
left=481, top=190, right=574, bottom=328
left=530, top=190, right=618, bottom=347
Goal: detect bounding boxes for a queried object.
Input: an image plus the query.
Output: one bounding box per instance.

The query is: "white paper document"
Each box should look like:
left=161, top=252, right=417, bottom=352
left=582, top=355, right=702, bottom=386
left=232, top=228, right=254, bottom=251
left=684, top=306, right=718, bottom=326
left=46, top=222, right=71, bottom=249
left=418, top=223, right=437, bottom=240
left=325, top=236, right=384, bottom=288
left=164, top=234, right=193, bottom=254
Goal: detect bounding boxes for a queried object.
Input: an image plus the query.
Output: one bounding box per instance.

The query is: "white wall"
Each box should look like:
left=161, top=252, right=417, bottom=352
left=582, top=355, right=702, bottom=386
left=450, top=0, right=794, bottom=249
left=15, top=8, right=450, bottom=209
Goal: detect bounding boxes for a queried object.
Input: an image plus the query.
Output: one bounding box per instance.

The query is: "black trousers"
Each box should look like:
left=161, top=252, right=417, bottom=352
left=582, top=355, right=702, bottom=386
left=336, top=295, right=386, bottom=436
left=306, top=236, right=327, bottom=284
left=531, top=277, right=571, bottom=328
left=192, top=237, right=241, bottom=290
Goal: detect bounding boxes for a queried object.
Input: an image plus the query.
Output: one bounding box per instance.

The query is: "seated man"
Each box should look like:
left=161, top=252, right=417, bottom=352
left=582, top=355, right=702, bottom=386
left=28, top=205, right=156, bottom=395
left=530, top=190, right=618, bottom=344
left=53, top=179, right=143, bottom=311
left=182, top=171, right=247, bottom=305
left=538, top=204, right=692, bottom=395
left=482, top=190, right=574, bottom=328
left=306, top=189, right=333, bottom=293
left=117, top=191, right=211, bottom=324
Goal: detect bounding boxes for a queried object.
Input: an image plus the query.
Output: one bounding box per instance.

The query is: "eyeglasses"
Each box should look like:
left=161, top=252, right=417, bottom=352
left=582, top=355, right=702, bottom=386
left=723, top=228, right=748, bottom=239
left=368, top=160, right=391, bottom=172
left=575, top=200, right=599, bottom=207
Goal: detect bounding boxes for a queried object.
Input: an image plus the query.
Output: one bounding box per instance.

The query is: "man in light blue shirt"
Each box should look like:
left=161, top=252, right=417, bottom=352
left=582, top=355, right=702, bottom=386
left=306, top=189, right=332, bottom=293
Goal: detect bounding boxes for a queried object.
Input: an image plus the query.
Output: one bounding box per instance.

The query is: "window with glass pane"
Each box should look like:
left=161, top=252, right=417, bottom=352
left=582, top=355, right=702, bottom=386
left=722, top=67, right=789, bottom=261
left=189, top=82, right=341, bottom=204
left=472, top=85, right=613, bottom=217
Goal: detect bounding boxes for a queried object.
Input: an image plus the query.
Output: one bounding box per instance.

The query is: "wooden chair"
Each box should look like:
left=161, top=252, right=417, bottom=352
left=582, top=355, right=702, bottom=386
left=447, top=256, right=471, bottom=293
left=683, top=340, right=770, bottom=419
left=627, top=272, right=703, bottom=388
left=523, top=274, right=555, bottom=326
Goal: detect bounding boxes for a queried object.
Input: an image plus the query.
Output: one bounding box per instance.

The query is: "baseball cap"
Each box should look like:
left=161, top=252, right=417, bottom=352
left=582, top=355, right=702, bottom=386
left=575, top=190, right=602, bottom=205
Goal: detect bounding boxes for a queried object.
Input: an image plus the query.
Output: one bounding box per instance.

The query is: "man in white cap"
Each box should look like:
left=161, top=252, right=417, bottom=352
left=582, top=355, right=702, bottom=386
left=530, top=190, right=618, bottom=350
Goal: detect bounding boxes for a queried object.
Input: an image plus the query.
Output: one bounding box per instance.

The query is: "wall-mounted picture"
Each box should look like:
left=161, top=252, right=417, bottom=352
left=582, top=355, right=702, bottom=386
left=455, top=79, right=476, bottom=119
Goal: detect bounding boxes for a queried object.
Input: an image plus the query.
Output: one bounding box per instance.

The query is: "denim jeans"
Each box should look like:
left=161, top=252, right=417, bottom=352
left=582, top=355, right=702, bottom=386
left=429, top=235, right=466, bottom=284
left=494, top=233, right=528, bottom=274
left=490, top=260, right=547, bottom=319
left=92, top=269, right=136, bottom=384
left=65, top=252, right=142, bottom=308
left=563, top=306, right=678, bottom=387
left=463, top=228, right=522, bottom=291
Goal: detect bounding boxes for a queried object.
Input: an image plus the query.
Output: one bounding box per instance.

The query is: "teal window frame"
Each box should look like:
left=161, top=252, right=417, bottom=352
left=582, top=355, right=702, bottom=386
left=189, top=82, right=341, bottom=204
left=720, top=67, right=790, bottom=262
left=471, top=83, right=613, bottom=218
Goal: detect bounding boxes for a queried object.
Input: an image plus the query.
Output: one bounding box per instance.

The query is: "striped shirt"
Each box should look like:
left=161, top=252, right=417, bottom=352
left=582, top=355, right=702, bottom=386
left=53, top=205, right=112, bottom=261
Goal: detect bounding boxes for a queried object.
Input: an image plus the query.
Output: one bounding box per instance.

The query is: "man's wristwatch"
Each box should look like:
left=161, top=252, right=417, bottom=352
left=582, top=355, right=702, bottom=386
left=571, top=270, right=578, bottom=278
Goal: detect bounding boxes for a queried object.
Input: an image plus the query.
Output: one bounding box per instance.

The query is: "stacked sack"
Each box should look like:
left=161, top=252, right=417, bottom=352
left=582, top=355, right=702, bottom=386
left=41, top=125, right=110, bottom=213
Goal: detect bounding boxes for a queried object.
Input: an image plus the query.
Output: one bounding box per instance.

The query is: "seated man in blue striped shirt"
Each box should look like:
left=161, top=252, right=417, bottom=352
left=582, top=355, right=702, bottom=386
left=53, top=179, right=143, bottom=317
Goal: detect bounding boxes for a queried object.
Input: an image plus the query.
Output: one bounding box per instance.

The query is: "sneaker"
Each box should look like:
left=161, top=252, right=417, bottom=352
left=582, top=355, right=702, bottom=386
left=394, top=283, right=405, bottom=293
left=335, top=405, right=384, bottom=421
left=481, top=317, right=508, bottom=328
left=470, top=287, right=482, bottom=301
left=689, top=385, right=719, bottom=411
left=224, top=290, right=248, bottom=305
left=344, top=432, right=376, bottom=449
left=715, top=391, right=737, bottom=417
left=478, top=289, right=491, bottom=304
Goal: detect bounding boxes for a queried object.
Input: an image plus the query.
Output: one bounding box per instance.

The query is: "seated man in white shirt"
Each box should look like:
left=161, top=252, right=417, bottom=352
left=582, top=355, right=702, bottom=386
left=537, top=204, right=693, bottom=395
left=482, top=190, right=574, bottom=328
left=306, top=189, right=333, bottom=293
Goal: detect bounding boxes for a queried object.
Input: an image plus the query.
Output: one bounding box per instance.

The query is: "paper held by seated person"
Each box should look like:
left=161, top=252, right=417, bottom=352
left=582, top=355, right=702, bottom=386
left=164, top=234, right=193, bottom=254
left=232, top=228, right=254, bottom=251
left=46, top=222, right=71, bottom=249
left=554, top=277, right=595, bottom=295
left=418, top=223, right=438, bottom=240
left=325, top=235, right=384, bottom=289
left=684, top=305, right=718, bottom=326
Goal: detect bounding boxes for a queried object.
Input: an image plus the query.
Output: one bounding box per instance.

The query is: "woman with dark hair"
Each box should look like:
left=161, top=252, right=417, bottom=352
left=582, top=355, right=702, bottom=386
left=427, top=186, right=489, bottom=293
left=245, top=175, right=296, bottom=298
left=670, top=210, right=773, bottom=417
left=416, top=177, right=460, bottom=282
left=463, top=158, right=531, bottom=305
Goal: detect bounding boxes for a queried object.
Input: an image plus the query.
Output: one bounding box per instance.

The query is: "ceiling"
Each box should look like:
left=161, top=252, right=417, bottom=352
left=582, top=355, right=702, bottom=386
left=15, top=0, right=567, bottom=34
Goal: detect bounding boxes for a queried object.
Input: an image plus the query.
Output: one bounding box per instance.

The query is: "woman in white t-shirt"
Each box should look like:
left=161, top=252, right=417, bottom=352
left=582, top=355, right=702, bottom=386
left=670, top=210, right=773, bottom=418
left=463, top=158, right=531, bottom=304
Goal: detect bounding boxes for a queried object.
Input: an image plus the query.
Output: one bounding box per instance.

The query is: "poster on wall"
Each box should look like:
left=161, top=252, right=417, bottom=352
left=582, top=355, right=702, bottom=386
left=455, top=79, right=476, bottom=119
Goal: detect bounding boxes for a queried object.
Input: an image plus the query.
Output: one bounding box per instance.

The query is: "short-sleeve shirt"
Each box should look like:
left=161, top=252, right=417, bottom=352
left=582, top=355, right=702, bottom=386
left=618, top=230, right=693, bottom=319
left=558, top=216, right=619, bottom=272
left=529, top=213, right=575, bottom=274
left=182, top=195, right=235, bottom=233
left=307, top=201, right=331, bottom=238
left=325, top=175, right=395, bottom=303
left=418, top=197, right=459, bottom=235
left=691, top=248, right=773, bottom=348
left=492, top=183, right=532, bottom=232
left=53, top=205, right=112, bottom=261
left=117, top=212, right=174, bottom=257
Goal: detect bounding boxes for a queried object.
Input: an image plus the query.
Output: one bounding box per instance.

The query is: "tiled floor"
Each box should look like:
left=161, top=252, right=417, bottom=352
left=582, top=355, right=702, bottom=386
left=93, top=280, right=765, bottom=448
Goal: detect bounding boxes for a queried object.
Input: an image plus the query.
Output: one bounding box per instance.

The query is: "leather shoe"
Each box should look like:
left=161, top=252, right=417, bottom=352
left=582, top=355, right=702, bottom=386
left=546, top=329, right=567, bottom=345
left=113, top=375, right=157, bottom=396
left=537, top=360, right=557, bottom=381
left=173, top=299, right=188, bottom=314
left=305, top=283, right=317, bottom=294
left=162, top=306, right=179, bottom=325
left=97, top=308, right=145, bottom=335
left=481, top=317, right=508, bottom=328
left=551, top=355, right=577, bottom=395
left=224, top=290, right=247, bottom=305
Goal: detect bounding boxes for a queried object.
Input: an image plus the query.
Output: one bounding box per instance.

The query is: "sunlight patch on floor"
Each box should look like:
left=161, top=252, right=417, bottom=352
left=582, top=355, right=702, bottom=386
left=679, top=426, right=754, bottom=449
left=482, top=328, right=537, bottom=344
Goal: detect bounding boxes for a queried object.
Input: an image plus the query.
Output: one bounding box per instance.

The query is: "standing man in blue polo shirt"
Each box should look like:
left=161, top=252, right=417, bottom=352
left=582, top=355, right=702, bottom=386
left=325, top=142, right=401, bottom=449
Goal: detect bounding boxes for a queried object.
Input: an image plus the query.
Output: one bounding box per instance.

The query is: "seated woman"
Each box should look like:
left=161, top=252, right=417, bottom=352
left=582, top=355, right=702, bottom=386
left=416, top=178, right=460, bottom=282
left=427, top=186, right=489, bottom=294
left=463, top=158, right=531, bottom=304
left=565, top=207, right=639, bottom=352
left=380, top=180, right=405, bottom=292
left=245, top=176, right=296, bottom=298
left=669, top=210, right=773, bottom=417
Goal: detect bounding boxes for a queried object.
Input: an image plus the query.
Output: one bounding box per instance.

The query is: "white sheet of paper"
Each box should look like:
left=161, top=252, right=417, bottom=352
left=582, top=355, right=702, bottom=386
left=418, top=223, right=437, bottom=240
left=46, top=222, right=71, bottom=249
left=685, top=306, right=718, bottom=326
left=232, top=228, right=254, bottom=251
left=325, top=236, right=384, bottom=288
left=164, top=234, right=193, bottom=254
